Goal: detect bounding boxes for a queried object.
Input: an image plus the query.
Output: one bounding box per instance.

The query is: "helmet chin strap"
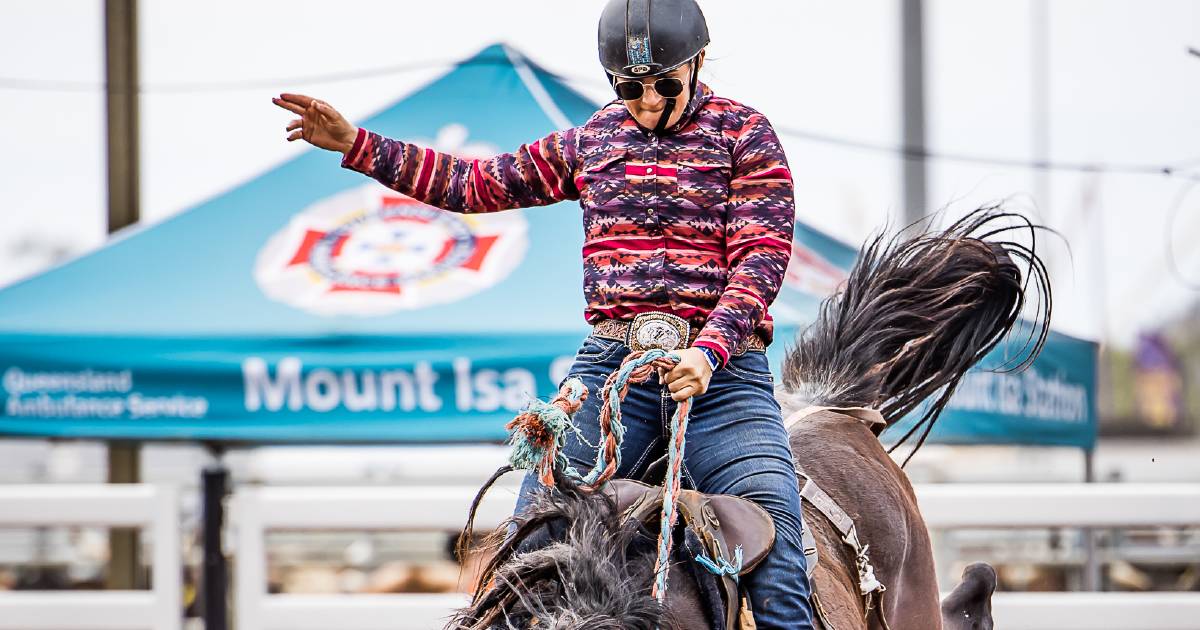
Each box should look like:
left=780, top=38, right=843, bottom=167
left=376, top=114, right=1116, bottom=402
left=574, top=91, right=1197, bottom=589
left=651, top=56, right=697, bottom=135
left=652, top=97, right=676, bottom=135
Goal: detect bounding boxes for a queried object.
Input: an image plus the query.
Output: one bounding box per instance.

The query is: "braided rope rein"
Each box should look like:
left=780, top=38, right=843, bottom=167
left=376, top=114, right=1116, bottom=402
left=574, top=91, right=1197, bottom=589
left=504, top=348, right=692, bottom=603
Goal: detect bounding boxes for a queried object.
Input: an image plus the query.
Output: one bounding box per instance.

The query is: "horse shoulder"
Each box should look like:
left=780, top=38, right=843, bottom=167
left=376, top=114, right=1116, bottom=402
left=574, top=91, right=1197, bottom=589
left=790, top=412, right=941, bottom=629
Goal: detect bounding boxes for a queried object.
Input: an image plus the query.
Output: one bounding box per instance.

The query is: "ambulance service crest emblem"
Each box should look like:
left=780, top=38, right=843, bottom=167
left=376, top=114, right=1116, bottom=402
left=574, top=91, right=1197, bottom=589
left=255, top=184, right=528, bottom=316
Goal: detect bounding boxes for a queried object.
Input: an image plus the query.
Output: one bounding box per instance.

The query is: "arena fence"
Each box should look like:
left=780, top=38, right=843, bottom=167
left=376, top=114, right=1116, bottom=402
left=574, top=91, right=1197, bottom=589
left=231, top=485, right=516, bottom=630
left=231, top=482, right=1200, bottom=630
left=0, top=484, right=181, bottom=630
left=0, top=483, right=1194, bottom=629
left=918, top=484, right=1200, bottom=629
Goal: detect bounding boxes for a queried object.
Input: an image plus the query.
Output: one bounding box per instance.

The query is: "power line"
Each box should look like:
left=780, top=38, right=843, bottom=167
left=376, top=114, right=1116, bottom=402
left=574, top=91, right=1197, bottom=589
left=554, top=73, right=1200, bottom=183
left=5, top=58, right=1200, bottom=182
left=1165, top=180, right=1200, bottom=291
left=0, top=57, right=505, bottom=93
left=771, top=124, right=1200, bottom=182
left=0, top=78, right=101, bottom=93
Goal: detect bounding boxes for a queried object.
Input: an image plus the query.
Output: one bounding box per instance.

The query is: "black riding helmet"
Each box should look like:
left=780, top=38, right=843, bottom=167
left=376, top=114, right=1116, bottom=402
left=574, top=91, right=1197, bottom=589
left=598, top=0, right=710, bottom=133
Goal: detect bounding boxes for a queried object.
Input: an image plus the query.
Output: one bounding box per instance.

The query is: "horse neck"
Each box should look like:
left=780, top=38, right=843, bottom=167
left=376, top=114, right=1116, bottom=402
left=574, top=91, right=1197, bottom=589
left=789, top=409, right=941, bottom=626
left=787, top=408, right=893, bottom=472
left=788, top=408, right=917, bottom=526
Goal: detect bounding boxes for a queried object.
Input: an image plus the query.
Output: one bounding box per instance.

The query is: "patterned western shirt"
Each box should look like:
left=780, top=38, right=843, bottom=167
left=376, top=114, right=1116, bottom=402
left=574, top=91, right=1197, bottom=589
left=340, top=83, right=795, bottom=365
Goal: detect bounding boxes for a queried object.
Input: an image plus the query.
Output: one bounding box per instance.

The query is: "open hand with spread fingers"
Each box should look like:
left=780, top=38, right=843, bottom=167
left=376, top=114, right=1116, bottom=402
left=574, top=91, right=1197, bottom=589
left=272, top=93, right=359, bottom=154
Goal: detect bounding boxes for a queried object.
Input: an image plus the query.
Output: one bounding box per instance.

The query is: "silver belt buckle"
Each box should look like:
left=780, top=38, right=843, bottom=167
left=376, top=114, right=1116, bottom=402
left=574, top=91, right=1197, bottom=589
left=627, top=312, right=690, bottom=353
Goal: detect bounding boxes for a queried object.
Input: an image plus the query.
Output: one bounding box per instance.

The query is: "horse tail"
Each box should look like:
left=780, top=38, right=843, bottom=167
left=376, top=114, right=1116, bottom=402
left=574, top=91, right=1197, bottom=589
left=780, top=205, right=1051, bottom=462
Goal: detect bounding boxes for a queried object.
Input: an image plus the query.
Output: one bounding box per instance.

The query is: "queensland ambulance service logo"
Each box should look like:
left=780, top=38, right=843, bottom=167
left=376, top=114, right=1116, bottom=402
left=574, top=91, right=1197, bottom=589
left=255, top=184, right=528, bottom=316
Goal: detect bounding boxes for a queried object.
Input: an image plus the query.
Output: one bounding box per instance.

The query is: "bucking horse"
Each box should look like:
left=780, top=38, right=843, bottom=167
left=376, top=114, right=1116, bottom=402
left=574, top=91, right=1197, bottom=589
left=450, top=207, right=1050, bottom=629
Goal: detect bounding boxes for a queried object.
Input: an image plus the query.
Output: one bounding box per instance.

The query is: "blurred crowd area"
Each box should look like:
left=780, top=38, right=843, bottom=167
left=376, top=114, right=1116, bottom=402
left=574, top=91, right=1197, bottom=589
left=1100, top=303, right=1200, bottom=439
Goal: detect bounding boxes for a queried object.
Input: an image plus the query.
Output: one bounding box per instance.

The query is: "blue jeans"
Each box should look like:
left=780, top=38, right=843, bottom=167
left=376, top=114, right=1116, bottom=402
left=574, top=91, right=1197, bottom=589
left=515, top=335, right=814, bottom=629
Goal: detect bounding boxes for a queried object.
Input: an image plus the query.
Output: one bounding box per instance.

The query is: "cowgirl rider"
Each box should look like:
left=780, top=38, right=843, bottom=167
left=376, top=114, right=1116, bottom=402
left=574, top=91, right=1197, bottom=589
left=274, top=0, right=814, bottom=626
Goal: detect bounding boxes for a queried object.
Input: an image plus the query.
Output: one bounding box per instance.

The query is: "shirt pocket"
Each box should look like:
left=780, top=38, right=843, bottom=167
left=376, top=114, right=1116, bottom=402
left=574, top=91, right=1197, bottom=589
left=676, top=148, right=732, bottom=209
left=575, top=149, right=629, bottom=209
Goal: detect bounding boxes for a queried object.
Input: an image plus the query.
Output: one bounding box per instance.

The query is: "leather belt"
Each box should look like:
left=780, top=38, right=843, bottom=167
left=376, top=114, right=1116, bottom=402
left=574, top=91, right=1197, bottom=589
left=592, top=312, right=767, bottom=355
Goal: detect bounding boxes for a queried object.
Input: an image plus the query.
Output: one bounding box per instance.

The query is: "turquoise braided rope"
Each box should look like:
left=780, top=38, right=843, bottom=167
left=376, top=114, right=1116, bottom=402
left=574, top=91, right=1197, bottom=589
left=577, top=349, right=673, bottom=486
left=503, top=348, right=695, bottom=606
left=506, top=378, right=589, bottom=480
left=651, top=381, right=691, bottom=601
left=695, top=545, right=744, bottom=581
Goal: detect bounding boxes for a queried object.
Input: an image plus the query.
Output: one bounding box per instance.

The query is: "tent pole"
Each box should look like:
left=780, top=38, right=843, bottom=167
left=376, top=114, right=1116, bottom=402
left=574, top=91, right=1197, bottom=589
left=202, top=446, right=230, bottom=630
left=104, top=0, right=143, bottom=592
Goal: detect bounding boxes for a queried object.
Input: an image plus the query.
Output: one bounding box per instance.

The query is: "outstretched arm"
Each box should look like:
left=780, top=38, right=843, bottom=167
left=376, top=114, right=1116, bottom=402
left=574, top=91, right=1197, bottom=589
left=273, top=93, right=579, bottom=214
left=341, top=127, right=580, bottom=213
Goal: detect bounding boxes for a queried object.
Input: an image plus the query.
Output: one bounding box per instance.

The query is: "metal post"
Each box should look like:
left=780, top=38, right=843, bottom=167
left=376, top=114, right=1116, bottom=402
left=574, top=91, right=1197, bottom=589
left=1032, top=0, right=1055, bottom=275
left=202, top=454, right=230, bottom=630
left=901, top=0, right=927, bottom=228
left=106, top=443, right=142, bottom=589
left=1083, top=448, right=1102, bottom=591
left=106, top=0, right=140, bottom=233
left=104, top=0, right=142, bottom=591
left=1031, top=0, right=1051, bottom=209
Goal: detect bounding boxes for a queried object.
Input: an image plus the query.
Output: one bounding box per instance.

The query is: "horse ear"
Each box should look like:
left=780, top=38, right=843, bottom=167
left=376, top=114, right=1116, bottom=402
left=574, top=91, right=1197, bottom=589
left=940, top=562, right=996, bottom=630
left=457, top=465, right=514, bottom=565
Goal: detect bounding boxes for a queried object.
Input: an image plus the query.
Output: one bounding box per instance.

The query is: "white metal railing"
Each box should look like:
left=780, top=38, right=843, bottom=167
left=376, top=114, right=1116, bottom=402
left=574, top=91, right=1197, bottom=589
left=915, top=483, right=1200, bottom=528
left=4, top=480, right=1194, bottom=630
left=988, top=592, right=1200, bottom=630
left=0, top=484, right=181, bottom=630
left=232, top=484, right=518, bottom=630
left=231, top=482, right=1200, bottom=630
left=921, top=483, right=1200, bottom=629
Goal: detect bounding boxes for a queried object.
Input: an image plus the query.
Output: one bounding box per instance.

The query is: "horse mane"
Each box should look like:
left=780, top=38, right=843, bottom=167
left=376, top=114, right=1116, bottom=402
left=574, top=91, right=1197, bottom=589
left=449, top=470, right=670, bottom=630
left=780, top=206, right=1051, bottom=463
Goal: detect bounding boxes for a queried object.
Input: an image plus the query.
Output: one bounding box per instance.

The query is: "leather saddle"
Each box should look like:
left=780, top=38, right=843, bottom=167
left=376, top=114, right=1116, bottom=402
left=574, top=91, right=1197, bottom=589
left=604, top=478, right=775, bottom=629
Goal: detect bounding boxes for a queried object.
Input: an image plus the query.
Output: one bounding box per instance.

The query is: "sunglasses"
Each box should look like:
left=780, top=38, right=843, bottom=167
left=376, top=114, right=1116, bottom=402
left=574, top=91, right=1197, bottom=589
left=612, top=76, right=685, bottom=100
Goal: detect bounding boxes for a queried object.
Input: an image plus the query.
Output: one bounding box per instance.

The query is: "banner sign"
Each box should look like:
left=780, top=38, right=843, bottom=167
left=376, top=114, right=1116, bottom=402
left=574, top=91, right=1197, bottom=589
left=0, top=326, right=1097, bottom=449
left=1, top=334, right=584, bottom=442
left=885, top=327, right=1098, bottom=450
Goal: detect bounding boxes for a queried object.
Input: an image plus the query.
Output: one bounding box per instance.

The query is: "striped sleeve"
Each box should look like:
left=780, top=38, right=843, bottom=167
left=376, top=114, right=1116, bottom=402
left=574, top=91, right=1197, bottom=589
left=693, top=112, right=795, bottom=363
left=340, top=127, right=580, bottom=213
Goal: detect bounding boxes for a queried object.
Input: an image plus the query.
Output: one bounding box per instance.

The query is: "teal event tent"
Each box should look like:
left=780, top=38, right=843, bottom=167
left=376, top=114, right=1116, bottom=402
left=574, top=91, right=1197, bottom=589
left=0, top=45, right=1097, bottom=448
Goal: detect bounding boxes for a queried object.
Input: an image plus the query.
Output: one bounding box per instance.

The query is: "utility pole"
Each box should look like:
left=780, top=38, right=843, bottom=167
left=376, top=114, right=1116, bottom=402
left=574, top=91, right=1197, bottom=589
left=1032, top=0, right=1055, bottom=276
left=901, top=0, right=928, bottom=228
left=104, top=0, right=142, bottom=591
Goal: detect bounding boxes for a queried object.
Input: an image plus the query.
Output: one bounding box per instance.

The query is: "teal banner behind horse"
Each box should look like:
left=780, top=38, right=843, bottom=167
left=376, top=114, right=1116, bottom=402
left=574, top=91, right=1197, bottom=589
left=887, top=326, right=1097, bottom=449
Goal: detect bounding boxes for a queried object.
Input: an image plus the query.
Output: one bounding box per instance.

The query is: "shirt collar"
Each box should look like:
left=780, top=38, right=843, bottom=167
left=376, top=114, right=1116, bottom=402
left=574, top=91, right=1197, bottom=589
left=670, top=82, right=712, bottom=132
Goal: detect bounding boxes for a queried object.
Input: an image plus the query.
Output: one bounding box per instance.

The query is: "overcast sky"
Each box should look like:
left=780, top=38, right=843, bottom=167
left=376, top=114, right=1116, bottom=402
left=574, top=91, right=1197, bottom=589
left=2, top=0, right=1198, bottom=345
